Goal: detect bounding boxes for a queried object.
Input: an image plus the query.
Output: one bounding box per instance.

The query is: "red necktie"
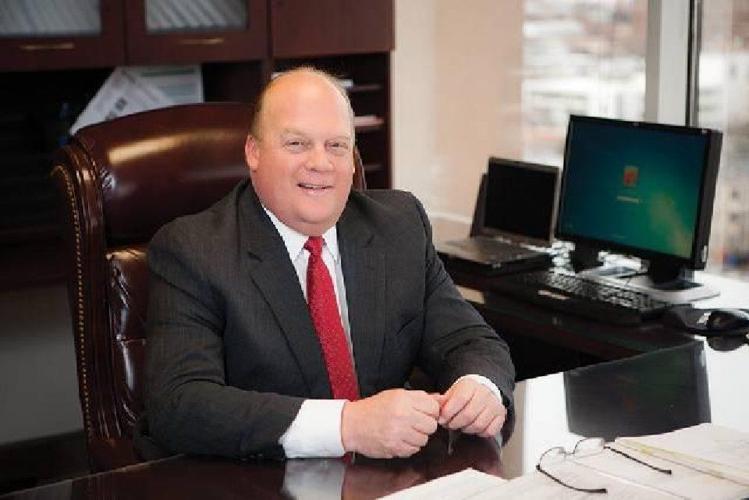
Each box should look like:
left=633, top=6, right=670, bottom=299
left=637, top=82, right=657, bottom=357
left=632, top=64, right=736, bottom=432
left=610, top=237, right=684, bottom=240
left=304, top=236, right=359, bottom=401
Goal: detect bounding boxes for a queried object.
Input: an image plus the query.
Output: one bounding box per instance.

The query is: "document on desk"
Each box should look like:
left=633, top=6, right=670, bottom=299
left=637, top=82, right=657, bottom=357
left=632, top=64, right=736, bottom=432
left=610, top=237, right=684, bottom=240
left=384, top=465, right=677, bottom=499
left=476, top=464, right=680, bottom=499
left=380, top=468, right=505, bottom=499
left=384, top=424, right=749, bottom=499
left=574, top=442, right=749, bottom=499
left=617, top=423, right=749, bottom=487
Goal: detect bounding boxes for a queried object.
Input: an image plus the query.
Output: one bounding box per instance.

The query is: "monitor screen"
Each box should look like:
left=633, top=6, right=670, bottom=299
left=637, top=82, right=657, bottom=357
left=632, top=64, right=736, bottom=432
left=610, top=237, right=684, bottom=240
left=483, top=157, right=559, bottom=245
left=557, top=116, right=722, bottom=269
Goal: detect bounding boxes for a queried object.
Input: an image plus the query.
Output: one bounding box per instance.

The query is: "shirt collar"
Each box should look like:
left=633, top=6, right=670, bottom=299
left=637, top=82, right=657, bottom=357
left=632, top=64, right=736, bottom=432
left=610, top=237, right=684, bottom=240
left=262, top=206, right=339, bottom=262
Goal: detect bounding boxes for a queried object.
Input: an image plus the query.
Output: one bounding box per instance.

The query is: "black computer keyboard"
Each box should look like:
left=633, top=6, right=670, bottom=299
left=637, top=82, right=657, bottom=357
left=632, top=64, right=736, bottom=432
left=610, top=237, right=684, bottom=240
left=492, top=270, right=670, bottom=325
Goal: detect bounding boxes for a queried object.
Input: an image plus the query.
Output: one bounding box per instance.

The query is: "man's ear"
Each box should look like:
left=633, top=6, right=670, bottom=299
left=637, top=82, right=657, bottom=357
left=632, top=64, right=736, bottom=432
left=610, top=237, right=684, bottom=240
left=244, top=134, right=259, bottom=172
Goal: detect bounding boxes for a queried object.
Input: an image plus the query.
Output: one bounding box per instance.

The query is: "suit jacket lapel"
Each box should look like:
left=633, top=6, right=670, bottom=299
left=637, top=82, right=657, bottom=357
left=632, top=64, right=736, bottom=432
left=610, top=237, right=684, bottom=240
left=338, top=201, right=387, bottom=397
left=238, top=187, right=331, bottom=397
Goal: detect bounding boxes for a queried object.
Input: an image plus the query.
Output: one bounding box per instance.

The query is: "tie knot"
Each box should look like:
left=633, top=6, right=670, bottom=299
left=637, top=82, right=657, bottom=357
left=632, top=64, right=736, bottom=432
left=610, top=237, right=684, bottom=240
left=304, top=236, right=324, bottom=257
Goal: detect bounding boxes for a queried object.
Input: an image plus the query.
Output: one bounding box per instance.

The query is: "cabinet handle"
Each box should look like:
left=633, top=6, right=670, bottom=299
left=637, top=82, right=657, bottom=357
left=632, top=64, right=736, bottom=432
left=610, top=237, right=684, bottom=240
left=178, top=37, right=225, bottom=46
left=20, top=42, right=75, bottom=51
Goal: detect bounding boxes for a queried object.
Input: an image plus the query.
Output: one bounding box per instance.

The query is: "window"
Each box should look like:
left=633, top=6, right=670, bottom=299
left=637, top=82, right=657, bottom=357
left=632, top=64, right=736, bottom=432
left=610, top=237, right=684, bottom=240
left=697, top=0, right=749, bottom=277
left=521, top=0, right=749, bottom=278
left=522, top=0, right=647, bottom=164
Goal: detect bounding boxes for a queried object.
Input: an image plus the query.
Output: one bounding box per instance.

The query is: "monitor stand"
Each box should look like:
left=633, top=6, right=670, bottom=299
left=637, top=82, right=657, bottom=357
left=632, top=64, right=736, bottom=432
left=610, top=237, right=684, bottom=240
left=581, top=259, right=720, bottom=304
left=570, top=243, right=600, bottom=273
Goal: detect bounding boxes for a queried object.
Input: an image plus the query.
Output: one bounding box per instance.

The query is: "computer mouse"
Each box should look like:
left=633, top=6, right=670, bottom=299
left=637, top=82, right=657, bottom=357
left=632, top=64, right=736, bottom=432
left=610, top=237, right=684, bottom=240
left=706, top=308, right=749, bottom=333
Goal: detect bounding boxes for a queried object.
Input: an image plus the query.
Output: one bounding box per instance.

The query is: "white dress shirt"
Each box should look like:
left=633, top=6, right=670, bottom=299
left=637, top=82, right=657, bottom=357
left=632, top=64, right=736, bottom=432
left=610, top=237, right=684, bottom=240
left=263, top=208, right=504, bottom=457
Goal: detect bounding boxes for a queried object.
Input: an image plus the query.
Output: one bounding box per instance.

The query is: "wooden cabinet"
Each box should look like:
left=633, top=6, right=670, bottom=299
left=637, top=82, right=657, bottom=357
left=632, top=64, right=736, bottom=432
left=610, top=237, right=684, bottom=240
left=0, top=0, right=394, bottom=289
left=270, top=0, right=393, bottom=57
left=0, top=0, right=394, bottom=68
left=126, top=0, right=267, bottom=64
left=0, top=0, right=125, bottom=72
left=0, top=1, right=268, bottom=70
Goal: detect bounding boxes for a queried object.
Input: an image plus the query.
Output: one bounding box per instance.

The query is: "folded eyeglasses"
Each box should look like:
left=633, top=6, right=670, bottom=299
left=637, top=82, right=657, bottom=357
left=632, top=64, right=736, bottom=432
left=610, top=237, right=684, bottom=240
left=536, top=437, right=672, bottom=494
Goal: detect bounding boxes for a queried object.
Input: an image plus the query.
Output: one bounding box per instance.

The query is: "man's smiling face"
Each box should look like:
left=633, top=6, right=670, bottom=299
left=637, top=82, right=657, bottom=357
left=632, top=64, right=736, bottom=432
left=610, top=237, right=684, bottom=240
left=245, top=71, right=355, bottom=236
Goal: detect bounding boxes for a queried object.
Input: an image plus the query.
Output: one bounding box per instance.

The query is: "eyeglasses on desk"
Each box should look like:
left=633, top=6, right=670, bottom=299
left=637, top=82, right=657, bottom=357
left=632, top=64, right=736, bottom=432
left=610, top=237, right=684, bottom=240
left=536, top=437, right=672, bottom=494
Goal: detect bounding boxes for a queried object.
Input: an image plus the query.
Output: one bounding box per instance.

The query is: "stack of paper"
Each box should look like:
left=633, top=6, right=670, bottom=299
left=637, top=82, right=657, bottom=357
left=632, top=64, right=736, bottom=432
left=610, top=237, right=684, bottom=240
left=381, top=468, right=506, bottom=500
left=353, top=115, right=384, bottom=128
left=617, top=423, right=749, bottom=487
left=383, top=424, right=749, bottom=499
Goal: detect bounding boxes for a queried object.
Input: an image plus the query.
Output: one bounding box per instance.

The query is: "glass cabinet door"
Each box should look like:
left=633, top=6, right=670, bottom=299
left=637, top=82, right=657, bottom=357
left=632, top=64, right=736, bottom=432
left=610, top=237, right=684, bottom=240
left=145, top=0, right=247, bottom=33
left=0, top=0, right=125, bottom=71
left=0, top=0, right=102, bottom=37
left=126, top=0, right=266, bottom=64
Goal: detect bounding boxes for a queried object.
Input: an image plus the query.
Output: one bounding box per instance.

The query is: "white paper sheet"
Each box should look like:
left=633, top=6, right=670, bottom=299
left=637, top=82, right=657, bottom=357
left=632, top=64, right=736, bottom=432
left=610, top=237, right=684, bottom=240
left=474, top=464, right=680, bottom=500
left=129, top=65, right=204, bottom=105
left=380, top=468, right=506, bottom=500
left=574, top=443, right=749, bottom=499
left=617, top=423, right=749, bottom=486
left=70, top=65, right=203, bottom=134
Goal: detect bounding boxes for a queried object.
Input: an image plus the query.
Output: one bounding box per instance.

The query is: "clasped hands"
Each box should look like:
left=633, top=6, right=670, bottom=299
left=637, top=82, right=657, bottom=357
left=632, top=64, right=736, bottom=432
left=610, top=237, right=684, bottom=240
left=340, top=378, right=506, bottom=459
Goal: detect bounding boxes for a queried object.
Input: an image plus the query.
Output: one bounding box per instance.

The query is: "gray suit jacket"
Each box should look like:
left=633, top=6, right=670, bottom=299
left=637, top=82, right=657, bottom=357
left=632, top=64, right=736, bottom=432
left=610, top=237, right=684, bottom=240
left=138, top=180, right=514, bottom=459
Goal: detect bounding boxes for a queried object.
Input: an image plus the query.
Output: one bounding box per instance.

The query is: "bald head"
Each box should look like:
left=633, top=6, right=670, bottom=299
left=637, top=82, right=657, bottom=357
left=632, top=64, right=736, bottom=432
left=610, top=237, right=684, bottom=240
left=243, top=66, right=357, bottom=236
left=250, top=67, right=355, bottom=141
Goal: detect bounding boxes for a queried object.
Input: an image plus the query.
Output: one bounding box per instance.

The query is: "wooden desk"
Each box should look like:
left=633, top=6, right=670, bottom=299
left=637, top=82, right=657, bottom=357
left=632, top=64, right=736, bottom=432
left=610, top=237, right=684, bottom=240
left=5, top=339, right=747, bottom=499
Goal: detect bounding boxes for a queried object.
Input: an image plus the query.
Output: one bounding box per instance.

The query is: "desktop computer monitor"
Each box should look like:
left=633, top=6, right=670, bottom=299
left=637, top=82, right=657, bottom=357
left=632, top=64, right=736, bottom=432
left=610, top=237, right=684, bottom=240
left=557, top=115, right=722, bottom=297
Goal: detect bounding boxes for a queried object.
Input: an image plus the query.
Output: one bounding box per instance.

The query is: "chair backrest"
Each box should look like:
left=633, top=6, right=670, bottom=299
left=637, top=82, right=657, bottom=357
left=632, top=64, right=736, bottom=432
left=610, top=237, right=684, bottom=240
left=52, top=102, right=366, bottom=472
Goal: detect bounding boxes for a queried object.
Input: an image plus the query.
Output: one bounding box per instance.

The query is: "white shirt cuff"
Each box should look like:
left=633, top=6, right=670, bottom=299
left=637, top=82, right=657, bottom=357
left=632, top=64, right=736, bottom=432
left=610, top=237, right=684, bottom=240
left=279, top=399, right=346, bottom=458
left=455, top=374, right=506, bottom=446
left=456, top=374, right=505, bottom=407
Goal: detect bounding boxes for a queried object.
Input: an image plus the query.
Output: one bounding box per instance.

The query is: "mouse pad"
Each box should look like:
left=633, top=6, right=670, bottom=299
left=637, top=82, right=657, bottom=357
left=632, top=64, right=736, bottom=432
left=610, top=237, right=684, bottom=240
left=663, top=305, right=749, bottom=337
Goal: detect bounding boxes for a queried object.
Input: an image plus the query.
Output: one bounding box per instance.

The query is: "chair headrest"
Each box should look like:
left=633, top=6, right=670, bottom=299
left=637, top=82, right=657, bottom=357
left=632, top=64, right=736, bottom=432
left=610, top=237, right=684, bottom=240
left=73, top=103, right=252, bottom=245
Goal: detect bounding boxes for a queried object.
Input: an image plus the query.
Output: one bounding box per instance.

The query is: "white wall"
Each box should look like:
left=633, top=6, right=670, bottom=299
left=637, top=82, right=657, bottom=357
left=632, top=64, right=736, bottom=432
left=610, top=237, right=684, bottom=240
left=392, top=0, right=524, bottom=222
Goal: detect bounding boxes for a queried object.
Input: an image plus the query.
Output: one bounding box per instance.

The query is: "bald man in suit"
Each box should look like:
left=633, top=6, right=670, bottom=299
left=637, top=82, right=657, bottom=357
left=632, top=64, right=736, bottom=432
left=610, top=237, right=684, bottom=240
left=139, top=68, right=515, bottom=460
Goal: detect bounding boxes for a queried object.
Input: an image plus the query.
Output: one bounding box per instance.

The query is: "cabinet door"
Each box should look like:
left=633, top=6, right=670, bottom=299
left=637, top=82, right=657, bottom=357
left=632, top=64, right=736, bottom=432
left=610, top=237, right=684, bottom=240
left=0, top=0, right=125, bottom=71
left=126, top=0, right=267, bottom=64
left=270, top=0, right=393, bottom=58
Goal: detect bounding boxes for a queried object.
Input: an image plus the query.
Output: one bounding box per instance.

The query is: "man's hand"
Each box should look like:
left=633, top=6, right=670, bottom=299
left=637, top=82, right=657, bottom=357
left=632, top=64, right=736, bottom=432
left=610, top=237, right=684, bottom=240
left=436, top=378, right=506, bottom=438
left=341, top=389, right=440, bottom=458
